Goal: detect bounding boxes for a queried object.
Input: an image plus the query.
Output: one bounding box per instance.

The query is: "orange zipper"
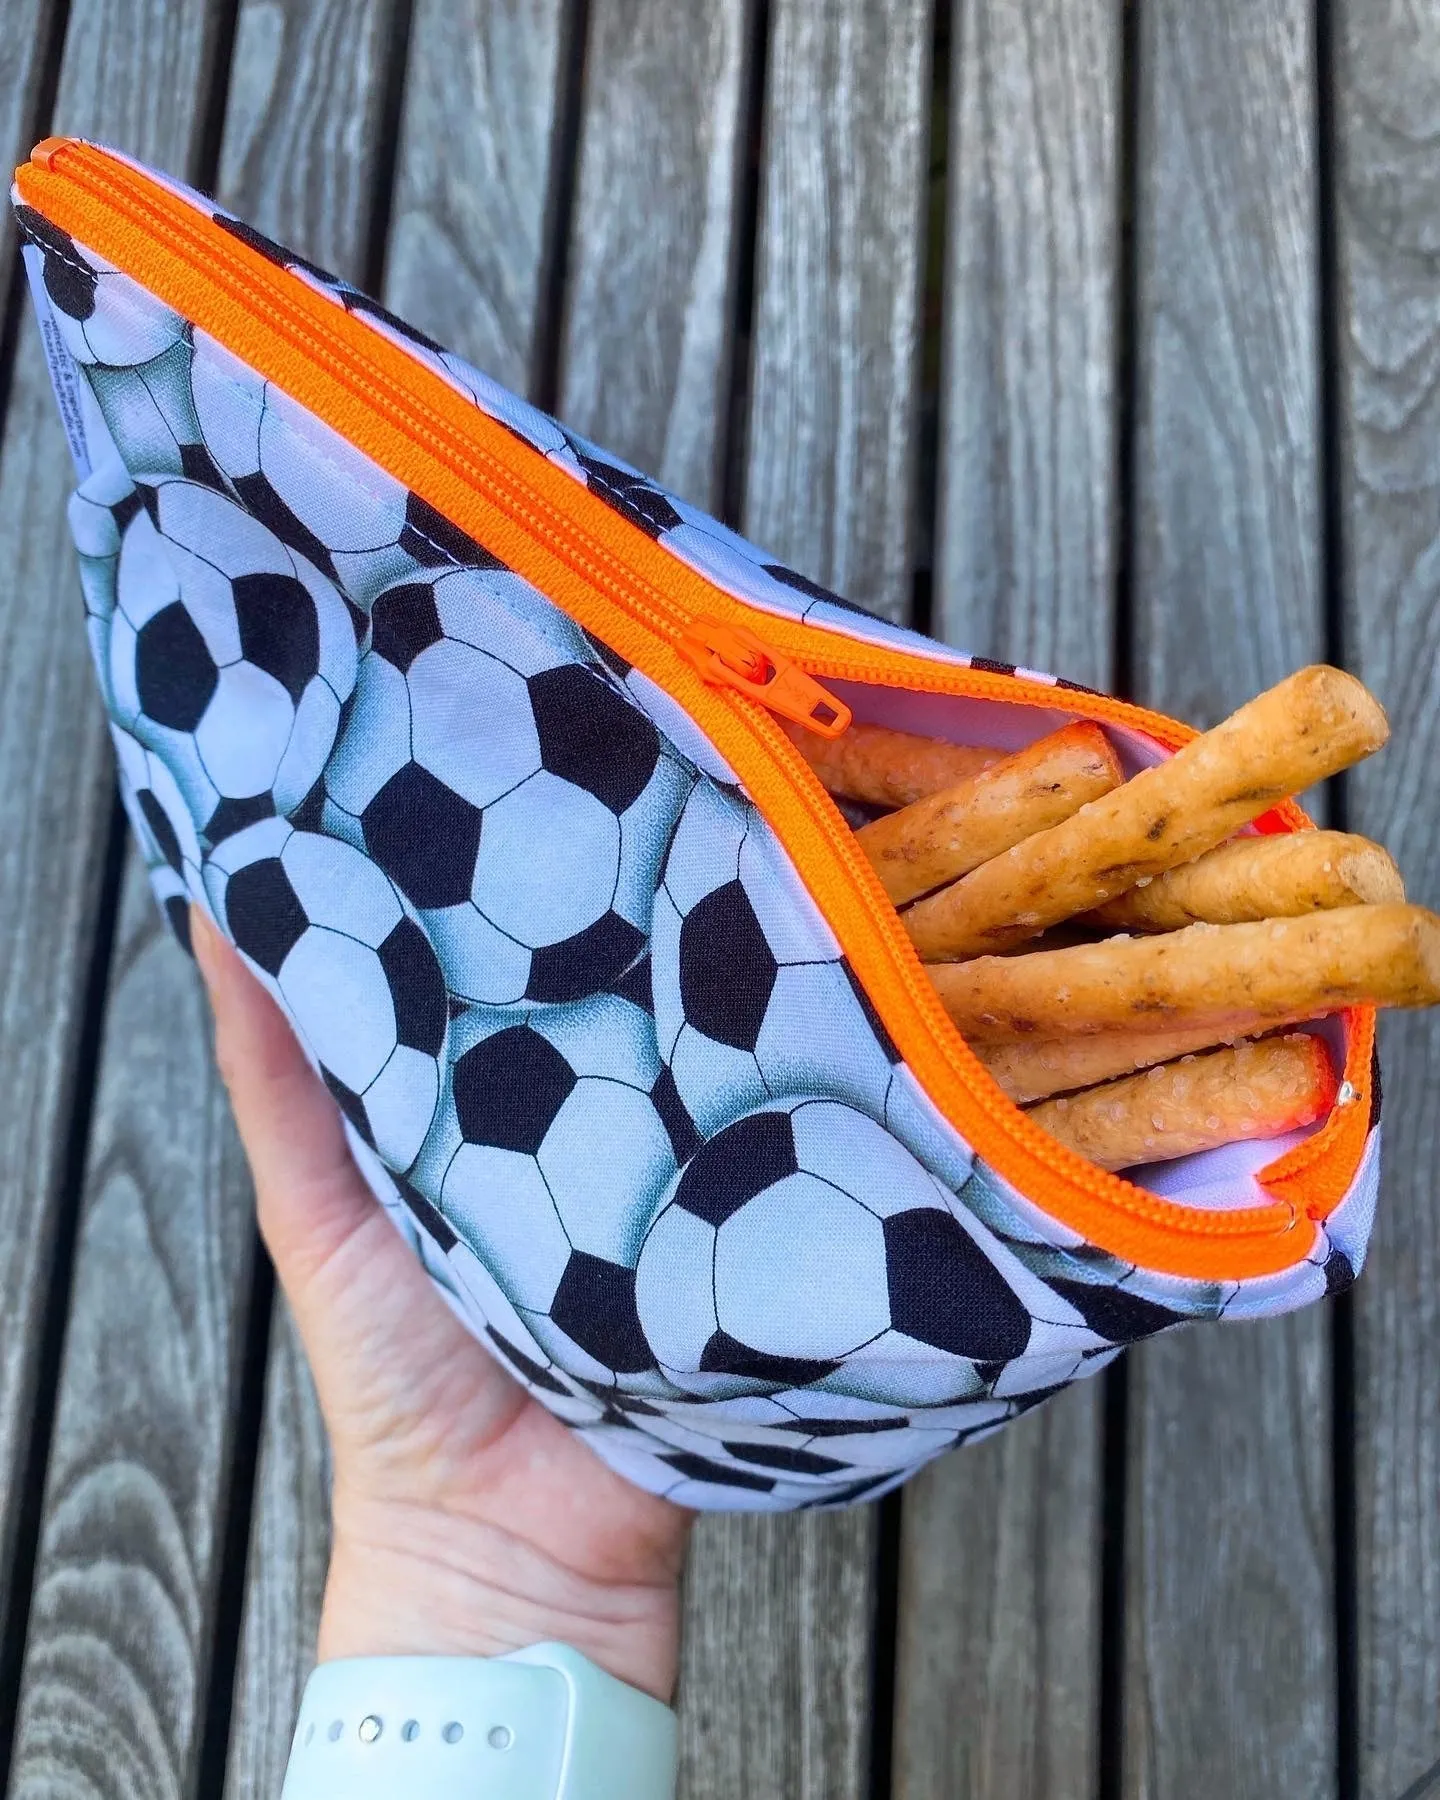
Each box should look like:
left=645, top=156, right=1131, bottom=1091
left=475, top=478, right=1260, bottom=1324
left=16, top=138, right=1375, bottom=1280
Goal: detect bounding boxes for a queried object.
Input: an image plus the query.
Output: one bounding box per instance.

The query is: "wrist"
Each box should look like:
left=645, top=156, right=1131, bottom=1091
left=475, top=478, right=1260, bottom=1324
left=318, top=1490, right=682, bottom=1703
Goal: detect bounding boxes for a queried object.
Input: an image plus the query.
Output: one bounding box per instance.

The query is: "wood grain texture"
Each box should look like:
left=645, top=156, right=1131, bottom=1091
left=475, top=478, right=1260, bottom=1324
left=216, top=0, right=404, bottom=278
left=385, top=0, right=567, bottom=392
left=552, top=8, right=891, bottom=1793
left=0, top=364, right=116, bottom=1673
left=892, top=1389, right=1102, bottom=1800
left=557, top=0, right=751, bottom=511
left=1123, top=5, right=1335, bottom=1797
left=1130, top=0, right=1323, bottom=725
left=222, top=1304, right=329, bottom=1800
left=0, top=0, right=226, bottom=1721
left=208, top=0, right=413, bottom=1783
left=0, top=0, right=61, bottom=314
left=742, top=0, right=934, bottom=620
left=675, top=1509, right=876, bottom=1800
left=9, top=852, right=254, bottom=1800
left=1122, top=1317, right=1335, bottom=1800
left=890, top=12, right=1116, bottom=1789
left=1335, top=4, right=1440, bottom=1790
left=934, top=0, right=1121, bottom=686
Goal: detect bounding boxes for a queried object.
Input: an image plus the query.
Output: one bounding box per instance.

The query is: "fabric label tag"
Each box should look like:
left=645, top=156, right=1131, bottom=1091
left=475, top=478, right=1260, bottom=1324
left=23, top=247, right=92, bottom=478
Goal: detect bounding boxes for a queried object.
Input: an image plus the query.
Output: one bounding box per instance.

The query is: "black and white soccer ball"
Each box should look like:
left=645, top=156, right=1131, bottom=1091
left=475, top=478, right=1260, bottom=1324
left=634, top=1099, right=1109, bottom=1407
left=203, top=819, right=448, bottom=1166
left=20, top=213, right=187, bottom=367
left=112, top=715, right=205, bottom=955
left=110, top=720, right=204, bottom=891
left=107, top=477, right=360, bottom=841
left=650, top=780, right=902, bottom=1135
left=189, top=337, right=545, bottom=611
left=324, top=572, right=693, bottom=1007
left=410, top=993, right=696, bottom=1385
left=69, top=464, right=148, bottom=717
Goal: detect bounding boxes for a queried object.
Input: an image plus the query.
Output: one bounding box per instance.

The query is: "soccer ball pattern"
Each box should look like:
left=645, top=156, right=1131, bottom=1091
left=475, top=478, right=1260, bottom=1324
left=410, top=995, right=693, bottom=1383
left=323, top=569, right=692, bottom=1005
left=16, top=184, right=1380, bottom=1511
left=651, top=779, right=904, bottom=1136
left=107, top=477, right=361, bottom=841
left=206, top=819, right=449, bottom=1167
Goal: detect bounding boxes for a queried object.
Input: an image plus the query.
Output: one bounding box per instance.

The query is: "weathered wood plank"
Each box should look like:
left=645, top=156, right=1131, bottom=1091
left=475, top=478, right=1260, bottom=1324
left=0, top=366, right=115, bottom=1675
left=1130, top=0, right=1323, bottom=718
left=672, top=7, right=933, bottom=1793
left=892, top=9, right=1117, bottom=1791
left=552, top=6, right=928, bottom=1793
left=675, top=1509, right=876, bottom=1800
left=385, top=0, right=569, bottom=393
left=0, top=0, right=61, bottom=313
left=742, top=0, right=934, bottom=622
left=682, top=8, right=934, bottom=1791
left=0, top=0, right=228, bottom=1746
left=222, top=1302, right=330, bottom=1800
left=1335, top=5, right=1440, bottom=1791
left=550, top=8, right=866, bottom=1795
left=215, top=0, right=404, bottom=279
left=557, top=0, right=752, bottom=511
left=10, top=853, right=253, bottom=1799
left=892, top=1392, right=1102, bottom=1800
left=1123, top=5, right=1335, bottom=1797
left=934, top=0, right=1121, bottom=687
left=205, top=0, right=417, bottom=1785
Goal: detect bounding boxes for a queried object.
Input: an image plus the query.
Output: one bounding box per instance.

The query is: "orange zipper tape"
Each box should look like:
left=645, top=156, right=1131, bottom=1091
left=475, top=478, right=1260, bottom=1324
left=16, top=139, right=1375, bottom=1280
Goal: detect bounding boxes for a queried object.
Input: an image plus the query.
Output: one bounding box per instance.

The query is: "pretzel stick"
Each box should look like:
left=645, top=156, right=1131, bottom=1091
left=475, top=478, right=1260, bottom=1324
left=788, top=720, right=1002, bottom=808
left=1029, top=1037, right=1337, bottom=1172
left=1087, top=830, right=1404, bottom=932
left=927, top=904, right=1440, bottom=1041
left=975, top=1022, right=1317, bottom=1104
left=903, top=666, right=1390, bottom=959
left=854, top=723, right=1123, bottom=905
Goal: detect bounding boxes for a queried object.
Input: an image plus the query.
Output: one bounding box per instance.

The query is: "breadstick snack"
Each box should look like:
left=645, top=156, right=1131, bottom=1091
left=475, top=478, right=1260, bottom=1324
left=927, top=905, right=1440, bottom=1041
left=786, top=718, right=1003, bottom=807
left=902, top=667, right=1389, bottom=960
left=1029, top=1038, right=1337, bottom=1172
left=855, top=722, right=1123, bottom=904
left=974, top=1022, right=1319, bottom=1106
left=795, top=657, right=1421, bottom=1202
left=1087, top=830, right=1404, bottom=932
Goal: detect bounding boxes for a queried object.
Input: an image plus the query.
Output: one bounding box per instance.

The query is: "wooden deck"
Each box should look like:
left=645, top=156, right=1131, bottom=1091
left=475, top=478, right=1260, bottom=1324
left=0, top=1, right=1437, bottom=1795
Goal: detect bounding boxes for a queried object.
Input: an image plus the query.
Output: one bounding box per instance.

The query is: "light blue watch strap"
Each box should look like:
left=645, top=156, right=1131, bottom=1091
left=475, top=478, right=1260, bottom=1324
left=279, top=1644, right=678, bottom=1798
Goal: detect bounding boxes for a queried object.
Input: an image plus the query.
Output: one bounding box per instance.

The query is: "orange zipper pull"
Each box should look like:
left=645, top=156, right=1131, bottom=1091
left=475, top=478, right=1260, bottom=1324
left=29, top=138, right=71, bottom=173
left=678, top=618, right=852, bottom=738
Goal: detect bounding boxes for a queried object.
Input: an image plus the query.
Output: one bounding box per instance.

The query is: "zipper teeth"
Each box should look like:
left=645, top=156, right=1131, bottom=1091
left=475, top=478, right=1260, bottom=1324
left=63, top=147, right=1202, bottom=748
left=65, top=146, right=710, bottom=653
left=45, top=143, right=1333, bottom=1245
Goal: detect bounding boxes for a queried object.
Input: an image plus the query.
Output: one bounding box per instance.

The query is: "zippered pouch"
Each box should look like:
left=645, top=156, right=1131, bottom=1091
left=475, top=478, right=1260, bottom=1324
left=12, top=142, right=1379, bottom=1511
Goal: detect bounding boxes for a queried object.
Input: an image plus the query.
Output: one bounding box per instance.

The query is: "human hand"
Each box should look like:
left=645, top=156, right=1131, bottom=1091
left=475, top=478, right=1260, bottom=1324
left=191, top=907, right=691, bottom=1702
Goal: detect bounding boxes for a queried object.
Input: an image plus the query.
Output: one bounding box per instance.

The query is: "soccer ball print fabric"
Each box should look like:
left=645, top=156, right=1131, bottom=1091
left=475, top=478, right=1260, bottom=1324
left=14, top=182, right=1378, bottom=1512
